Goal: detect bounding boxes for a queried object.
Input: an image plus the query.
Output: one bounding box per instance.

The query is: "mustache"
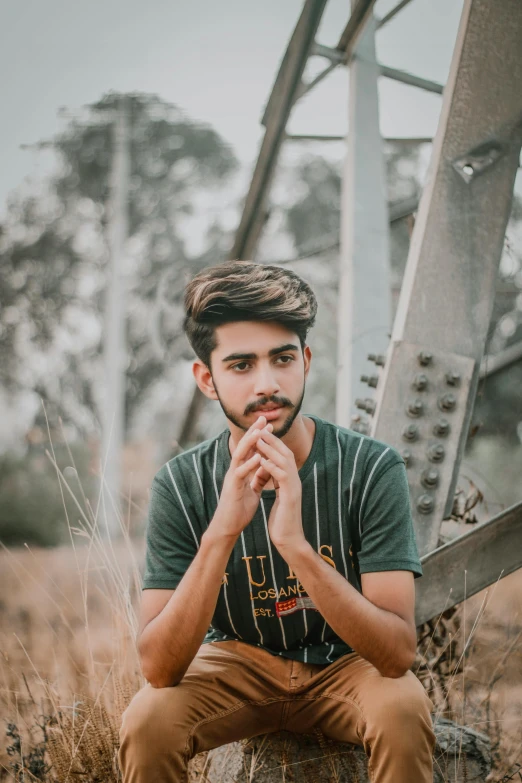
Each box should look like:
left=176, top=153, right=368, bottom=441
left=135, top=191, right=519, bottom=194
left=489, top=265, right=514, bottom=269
left=245, top=396, right=293, bottom=415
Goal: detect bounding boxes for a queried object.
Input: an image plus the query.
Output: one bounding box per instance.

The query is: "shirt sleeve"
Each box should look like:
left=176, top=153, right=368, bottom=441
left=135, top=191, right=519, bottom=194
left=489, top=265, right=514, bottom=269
left=142, top=474, right=200, bottom=589
left=357, top=458, right=423, bottom=579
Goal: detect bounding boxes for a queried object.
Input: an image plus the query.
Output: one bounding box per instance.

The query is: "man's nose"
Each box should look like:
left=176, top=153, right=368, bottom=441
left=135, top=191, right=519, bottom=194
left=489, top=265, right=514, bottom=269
left=253, top=364, right=280, bottom=397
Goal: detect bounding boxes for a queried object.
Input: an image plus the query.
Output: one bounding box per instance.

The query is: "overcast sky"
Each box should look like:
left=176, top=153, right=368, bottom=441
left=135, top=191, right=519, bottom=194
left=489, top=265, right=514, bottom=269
left=0, top=0, right=464, bottom=215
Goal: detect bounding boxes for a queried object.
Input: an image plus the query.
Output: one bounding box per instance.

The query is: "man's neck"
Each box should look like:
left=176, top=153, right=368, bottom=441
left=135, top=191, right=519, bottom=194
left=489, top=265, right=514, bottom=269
left=228, top=414, right=316, bottom=472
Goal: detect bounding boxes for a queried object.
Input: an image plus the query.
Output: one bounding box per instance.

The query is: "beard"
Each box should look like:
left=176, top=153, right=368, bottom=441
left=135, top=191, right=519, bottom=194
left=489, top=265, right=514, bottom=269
left=213, top=379, right=306, bottom=439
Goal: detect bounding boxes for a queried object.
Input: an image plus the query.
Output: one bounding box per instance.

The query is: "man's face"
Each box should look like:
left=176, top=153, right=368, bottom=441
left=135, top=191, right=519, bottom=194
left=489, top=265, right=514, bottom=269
left=197, top=321, right=311, bottom=439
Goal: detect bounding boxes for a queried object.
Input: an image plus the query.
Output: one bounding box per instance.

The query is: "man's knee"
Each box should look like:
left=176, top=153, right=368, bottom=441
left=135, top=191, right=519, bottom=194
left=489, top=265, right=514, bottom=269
left=364, top=671, right=435, bottom=745
left=119, top=683, right=191, bottom=755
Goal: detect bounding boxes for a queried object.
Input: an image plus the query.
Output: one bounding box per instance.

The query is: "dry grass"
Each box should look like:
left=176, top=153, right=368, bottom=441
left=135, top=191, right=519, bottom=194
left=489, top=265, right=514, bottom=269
left=0, top=456, right=521, bottom=781
left=0, top=532, right=144, bottom=781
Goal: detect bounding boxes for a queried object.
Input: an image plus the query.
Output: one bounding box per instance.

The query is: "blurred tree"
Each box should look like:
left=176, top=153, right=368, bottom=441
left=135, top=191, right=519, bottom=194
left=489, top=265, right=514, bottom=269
left=0, top=92, right=238, bottom=445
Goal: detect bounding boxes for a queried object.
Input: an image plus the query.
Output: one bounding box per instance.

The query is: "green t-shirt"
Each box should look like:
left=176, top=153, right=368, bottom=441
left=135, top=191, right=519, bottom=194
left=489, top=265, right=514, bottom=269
left=143, top=413, right=422, bottom=665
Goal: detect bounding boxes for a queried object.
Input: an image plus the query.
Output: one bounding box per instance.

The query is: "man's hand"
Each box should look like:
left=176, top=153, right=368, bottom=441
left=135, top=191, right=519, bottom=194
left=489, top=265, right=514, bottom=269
left=251, top=430, right=305, bottom=552
left=209, top=416, right=274, bottom=539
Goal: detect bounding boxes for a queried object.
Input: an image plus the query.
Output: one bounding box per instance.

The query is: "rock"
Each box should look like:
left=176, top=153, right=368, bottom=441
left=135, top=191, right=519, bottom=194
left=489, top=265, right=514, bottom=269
left=188, top=718, right=491, bottom=782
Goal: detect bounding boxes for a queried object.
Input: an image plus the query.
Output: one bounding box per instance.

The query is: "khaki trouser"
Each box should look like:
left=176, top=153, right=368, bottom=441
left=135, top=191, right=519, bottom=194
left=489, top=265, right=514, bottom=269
left=119, top=639, right=436, bottom=782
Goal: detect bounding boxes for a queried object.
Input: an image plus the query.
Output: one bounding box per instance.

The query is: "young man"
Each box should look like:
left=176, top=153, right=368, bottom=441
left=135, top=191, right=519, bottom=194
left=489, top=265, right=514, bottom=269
left=119, top=260, right=436, bottom=782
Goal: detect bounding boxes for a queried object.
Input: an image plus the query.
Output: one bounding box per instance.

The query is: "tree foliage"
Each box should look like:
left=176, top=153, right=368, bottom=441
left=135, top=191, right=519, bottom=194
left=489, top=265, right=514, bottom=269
left=0, top=92, right=238, bottom=440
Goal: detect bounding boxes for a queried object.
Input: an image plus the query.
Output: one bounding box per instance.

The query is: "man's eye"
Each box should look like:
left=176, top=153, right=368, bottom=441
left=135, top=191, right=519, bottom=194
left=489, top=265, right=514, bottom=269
left=232, top=362, right=250, bottom=371
left=277, top=355, right=294, bottom=364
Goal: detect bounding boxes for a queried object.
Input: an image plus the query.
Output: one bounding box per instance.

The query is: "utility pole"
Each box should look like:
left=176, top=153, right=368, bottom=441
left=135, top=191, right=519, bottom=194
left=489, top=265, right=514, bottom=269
left=101, top=97, right=130, bottom=537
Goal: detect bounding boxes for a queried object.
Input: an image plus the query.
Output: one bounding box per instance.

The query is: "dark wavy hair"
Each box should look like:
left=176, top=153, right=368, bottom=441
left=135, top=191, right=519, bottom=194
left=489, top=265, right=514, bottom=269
left=183, top=260, right=318, bottom=368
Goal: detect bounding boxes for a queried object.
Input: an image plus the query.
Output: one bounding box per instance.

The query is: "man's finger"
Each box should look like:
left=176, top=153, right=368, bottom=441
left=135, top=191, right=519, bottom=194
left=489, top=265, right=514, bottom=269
left=235, top=452, right=262, bottom=479
left=257, top=428, right=292, bottom=457
left=249, top=463, right=273, bottom=493
left=259, top=456, right=285, bottom=482
left=232, top=422, right=273, bottom=464
left=256, top=437, right=287, bottom=469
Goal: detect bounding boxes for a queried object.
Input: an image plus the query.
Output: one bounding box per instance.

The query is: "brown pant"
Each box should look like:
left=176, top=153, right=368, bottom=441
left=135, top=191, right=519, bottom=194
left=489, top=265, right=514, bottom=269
left=119, top=640, right=435, bottom=782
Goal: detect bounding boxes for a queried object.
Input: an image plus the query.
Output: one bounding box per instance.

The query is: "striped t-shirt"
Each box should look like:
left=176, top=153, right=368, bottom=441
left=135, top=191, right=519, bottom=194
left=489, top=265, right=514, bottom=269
left=142, top=413, right=423, bottom=665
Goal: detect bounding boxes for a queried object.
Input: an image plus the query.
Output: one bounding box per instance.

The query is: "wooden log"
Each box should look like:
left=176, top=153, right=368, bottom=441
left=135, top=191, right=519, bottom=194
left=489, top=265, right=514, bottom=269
left=189, top=718, right=491, bottom=782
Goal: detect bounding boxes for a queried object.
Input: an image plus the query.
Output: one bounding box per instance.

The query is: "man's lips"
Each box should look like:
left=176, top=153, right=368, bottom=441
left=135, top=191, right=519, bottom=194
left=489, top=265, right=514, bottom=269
left=251, top=405, right=285, bottom=420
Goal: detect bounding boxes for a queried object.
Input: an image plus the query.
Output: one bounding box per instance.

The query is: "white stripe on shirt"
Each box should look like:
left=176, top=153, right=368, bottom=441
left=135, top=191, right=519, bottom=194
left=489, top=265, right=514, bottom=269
left=260, top=498, right=288, bottom=650
left=166, top=462, right=200, bottom=548
left=192, top=453, right=205, bottom=502
left=359, top=447, right=390, bottom=540
left=314, top=462, right=328, bottom=643
left=336, top=428, right=349, bottom=580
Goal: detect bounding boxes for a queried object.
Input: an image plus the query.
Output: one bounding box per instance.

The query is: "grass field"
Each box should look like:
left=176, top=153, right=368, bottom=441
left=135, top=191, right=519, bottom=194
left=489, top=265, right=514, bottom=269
left=1, top=531, right=521, bottom=781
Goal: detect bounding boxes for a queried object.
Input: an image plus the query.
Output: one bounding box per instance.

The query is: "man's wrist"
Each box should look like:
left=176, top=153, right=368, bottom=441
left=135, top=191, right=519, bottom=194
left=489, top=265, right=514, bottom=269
left=275, top=536, right=314, bottom=564
left=203, top=519, right=240, bottom=548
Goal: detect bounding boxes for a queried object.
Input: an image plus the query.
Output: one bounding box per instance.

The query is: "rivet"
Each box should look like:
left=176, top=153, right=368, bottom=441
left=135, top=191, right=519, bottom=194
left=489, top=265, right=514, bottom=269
left=421, top=467, right=440, bottom=488
left=427, top=443, right=445, bottom=463
left=445, top=371, right=461, bottom=386
left=402, top=423, right=419, bottom=442
left=439, top=392, right=457, bottom=412
left=401, top=449, right=412, bottom=467
left=412, top=373, right=428, bottom=391
left=433, top=418, right=451, bottom=437
left=367, top=353, right=386, bottom=367
left=361, top=374, right=379, bottom=388
left=406, top=398, right=424, bottom=417
left=355, top=398, right=376, bottom=415
left=418, top=351, right=433, bottom=366
left=417, top=494, right=435, bottom=514
left=350, top=414, right=369, bottom=434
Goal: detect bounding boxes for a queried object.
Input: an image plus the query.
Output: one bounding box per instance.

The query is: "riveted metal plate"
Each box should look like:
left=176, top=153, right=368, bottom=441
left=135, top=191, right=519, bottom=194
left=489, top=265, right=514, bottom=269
left=370, top=341, right=475, bottom=556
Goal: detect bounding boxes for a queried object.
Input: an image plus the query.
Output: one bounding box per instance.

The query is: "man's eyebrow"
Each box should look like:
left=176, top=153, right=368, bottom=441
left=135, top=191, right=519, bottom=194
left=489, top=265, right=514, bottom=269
left=221, top=344, right=299, bottom=363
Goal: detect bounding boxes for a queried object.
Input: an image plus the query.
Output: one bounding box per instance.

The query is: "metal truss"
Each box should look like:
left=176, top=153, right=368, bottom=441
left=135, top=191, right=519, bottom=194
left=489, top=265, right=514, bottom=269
left=181, top=0, right=522, bottom=625
left=369, top=0, right=522, bottom=561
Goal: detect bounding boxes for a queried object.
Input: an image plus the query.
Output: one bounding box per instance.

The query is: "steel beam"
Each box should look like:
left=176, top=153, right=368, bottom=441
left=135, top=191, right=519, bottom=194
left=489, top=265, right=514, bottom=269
left=336, top=9, right=391, bottom=428
left=300, top=58, right=444, bottom=100
left=233, top=0, right=378, bottom=262
left=379, top=64, right=444, bottom=95
left=368, top=0, right=522, bottom=556
left=479, top=340, right=522, bottom=379
left=377, top=0, right=415, bottom=29
left=311, top=42, right=345, bottom=64
left=338, top=0, right=379, bottom=60
left=415, top=500, right=522, bottom=626
left=285, top=134, right=432, bottom=144
left=298, top=0, right=379, bottom=100
left=230, top=0, right=328, bottom=260
left=286, top=133, right=346, bottom=142
left=297, top=61, right=339, bottom=100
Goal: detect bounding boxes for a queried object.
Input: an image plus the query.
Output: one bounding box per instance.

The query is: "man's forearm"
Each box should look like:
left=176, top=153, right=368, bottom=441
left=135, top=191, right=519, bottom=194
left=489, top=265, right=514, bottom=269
left=281, top=541, right=416, bottom=677
left=138, top=518, right=238, bottom=688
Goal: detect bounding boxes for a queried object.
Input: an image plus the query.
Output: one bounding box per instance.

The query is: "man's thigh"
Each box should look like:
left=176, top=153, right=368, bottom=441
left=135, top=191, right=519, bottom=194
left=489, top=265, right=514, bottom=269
left=284, top=652, right=434, bottom=744
left=120, top=640, right=292, bottom=757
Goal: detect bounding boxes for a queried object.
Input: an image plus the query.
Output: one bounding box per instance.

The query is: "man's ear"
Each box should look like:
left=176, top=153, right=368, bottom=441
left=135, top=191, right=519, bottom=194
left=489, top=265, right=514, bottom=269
left=303, top=344, right=312, bottom=380
left=192, top=359, right=219, bottom=401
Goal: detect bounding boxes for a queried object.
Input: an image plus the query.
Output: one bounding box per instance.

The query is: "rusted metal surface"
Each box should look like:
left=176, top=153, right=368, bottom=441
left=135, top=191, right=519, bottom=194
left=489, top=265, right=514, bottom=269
left=415, top=500, right=522, bottom=626
left=371, top=342, right=475, bottom=554
left=369, top=0, right=522, bottom=554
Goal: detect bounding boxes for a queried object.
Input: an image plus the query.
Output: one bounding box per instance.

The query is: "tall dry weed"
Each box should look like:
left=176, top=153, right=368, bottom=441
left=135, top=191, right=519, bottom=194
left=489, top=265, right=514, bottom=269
left=0, top=423, right=521, bottom=781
